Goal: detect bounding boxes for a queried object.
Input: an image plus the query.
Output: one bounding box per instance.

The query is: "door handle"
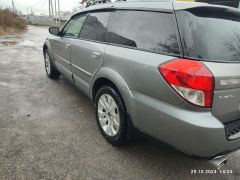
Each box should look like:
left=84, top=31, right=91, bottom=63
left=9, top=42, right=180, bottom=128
left=65, top=44, right=71, bottom=49
left=92, top=52, right=101, bottom=59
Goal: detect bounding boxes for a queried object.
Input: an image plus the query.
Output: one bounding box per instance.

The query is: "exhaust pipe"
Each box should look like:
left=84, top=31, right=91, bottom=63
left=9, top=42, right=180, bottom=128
left=209, top=156, right=227, bottom=169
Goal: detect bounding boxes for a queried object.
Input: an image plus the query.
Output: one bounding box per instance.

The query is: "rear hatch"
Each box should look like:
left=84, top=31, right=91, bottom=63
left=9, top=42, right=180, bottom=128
left=174, top=3, right=240, bottom=123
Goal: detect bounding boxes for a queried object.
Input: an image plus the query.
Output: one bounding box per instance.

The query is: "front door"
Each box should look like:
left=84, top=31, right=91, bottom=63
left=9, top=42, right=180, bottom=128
left=50, top=13, right=87, bottom=81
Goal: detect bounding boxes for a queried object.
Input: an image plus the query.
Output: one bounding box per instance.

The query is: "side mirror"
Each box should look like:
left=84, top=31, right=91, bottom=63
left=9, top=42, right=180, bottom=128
left=49, top=27, right=60, bottom=36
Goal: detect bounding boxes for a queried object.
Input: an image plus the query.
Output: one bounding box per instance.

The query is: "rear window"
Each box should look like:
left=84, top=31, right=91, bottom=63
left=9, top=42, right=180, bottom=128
left=107, top=10, right=180, bottom=55
left=176, top=7, right=240, bottom=62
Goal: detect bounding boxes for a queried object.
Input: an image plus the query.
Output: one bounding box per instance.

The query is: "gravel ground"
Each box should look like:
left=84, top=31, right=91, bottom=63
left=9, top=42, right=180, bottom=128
left=0, top=25, right=239, bottom=180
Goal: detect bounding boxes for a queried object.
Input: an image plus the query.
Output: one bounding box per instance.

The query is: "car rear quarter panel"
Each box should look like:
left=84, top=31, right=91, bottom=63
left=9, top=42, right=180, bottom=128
left=99, top=45, right=184, bottom=127
left=103, top=45, right=183, bottom=102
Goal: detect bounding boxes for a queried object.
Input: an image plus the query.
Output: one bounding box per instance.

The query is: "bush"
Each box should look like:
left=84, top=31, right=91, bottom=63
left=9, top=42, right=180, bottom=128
left=0, top=8, right=26, bottom=32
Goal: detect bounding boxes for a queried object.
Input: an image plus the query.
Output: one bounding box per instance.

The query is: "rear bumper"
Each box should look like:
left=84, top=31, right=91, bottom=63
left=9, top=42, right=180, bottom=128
left=130, top=91, right=240, bottom=158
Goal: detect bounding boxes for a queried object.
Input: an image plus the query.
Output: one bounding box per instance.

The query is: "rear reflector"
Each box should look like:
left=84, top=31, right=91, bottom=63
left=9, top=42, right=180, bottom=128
left=159, top=58, right=214, bottom=108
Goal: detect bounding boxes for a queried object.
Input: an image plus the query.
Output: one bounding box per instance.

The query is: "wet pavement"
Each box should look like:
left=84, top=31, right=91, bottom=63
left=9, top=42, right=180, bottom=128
left=0, top=26, right=239, bottom=180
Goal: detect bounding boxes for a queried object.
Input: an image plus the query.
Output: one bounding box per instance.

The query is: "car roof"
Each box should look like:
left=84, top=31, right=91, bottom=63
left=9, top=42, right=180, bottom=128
left=79, top=1, right=173, bottom=13
left=74, top=0, right=237, bottom=15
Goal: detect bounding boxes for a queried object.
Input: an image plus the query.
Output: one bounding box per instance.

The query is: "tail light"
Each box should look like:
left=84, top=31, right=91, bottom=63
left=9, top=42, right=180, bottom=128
left=158, top=58, right=214, bottom=108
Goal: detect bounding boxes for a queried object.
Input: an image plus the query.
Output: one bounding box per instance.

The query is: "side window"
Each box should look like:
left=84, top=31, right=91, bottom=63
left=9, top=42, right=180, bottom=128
left=107, top=11, right=180, bottom=55
left=62, top=14, right=87, bottom=38
left=80, top=12, right=110, bottom=42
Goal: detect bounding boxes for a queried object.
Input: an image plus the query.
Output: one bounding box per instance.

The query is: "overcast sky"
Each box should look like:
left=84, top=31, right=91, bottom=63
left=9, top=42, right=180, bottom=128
left=1, top=0, right=82, bottom=14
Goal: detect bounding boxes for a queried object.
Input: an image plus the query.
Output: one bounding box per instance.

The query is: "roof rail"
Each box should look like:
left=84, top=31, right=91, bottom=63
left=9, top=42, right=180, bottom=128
left=89, top=0, right=112, bottom=7
left=88, top=0, right=172, bottom=7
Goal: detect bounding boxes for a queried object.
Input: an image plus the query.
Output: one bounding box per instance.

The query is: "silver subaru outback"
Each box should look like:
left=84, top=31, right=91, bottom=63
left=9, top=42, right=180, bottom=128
left=43, top=0, right=240, bottom=158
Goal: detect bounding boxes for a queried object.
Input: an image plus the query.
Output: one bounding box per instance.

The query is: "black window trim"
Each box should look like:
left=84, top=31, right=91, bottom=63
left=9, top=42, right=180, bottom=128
left=173, top=10, right=184, bottom=58
left=60, top=8, right=183, bottom=58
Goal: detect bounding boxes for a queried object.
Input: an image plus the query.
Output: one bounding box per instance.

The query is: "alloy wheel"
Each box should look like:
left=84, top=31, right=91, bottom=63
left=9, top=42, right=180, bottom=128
left=97, top=94, right=120, bottom=137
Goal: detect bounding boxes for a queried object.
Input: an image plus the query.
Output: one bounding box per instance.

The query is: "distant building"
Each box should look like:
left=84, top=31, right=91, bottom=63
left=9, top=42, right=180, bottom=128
left=25, top=15, right=55, bottom=26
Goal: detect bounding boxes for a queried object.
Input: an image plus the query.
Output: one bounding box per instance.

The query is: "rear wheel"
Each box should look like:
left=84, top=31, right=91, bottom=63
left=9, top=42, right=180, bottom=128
left=95, top=86, right=128, bottom=145
left=44, top=49, right=60, bottom=79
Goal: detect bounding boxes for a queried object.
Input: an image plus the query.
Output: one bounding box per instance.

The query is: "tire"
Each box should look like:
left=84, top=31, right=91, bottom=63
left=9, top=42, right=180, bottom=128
left=44, top=49, right=60, bottom=79
left=95, top=86, right=128, bottom=145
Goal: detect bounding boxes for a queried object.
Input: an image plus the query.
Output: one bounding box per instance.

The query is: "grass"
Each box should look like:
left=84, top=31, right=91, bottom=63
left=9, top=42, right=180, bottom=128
left=0, top=27, right=25, bottom=36
left=0, top=8, right=27, bottom=36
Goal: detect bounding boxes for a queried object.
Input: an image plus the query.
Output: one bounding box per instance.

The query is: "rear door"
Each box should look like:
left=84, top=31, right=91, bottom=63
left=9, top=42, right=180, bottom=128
left=104, top=9, right=182, bottom=131
left=69, top=11, right=110, bottom=94
left=175, top=5, right=240, bottom=123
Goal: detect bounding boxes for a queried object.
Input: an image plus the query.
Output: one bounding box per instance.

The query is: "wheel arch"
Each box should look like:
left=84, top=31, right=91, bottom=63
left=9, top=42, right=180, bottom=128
left=91, top=67, right=137, bottom=137
left=92, top=78, right=119, bottom=102
left=90, top=67, right=132, bottom=103
left=43, top=40, right=52, bottom=57
left=43, top=44, right=48, bottom=54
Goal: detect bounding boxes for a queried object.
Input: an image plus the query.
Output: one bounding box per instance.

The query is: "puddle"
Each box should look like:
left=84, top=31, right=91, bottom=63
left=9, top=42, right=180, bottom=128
left=17, top=40, right=36, bottom=47
left=0, top=40, right=36, bottom=47
left=0, top=34, right=23, bottom=47
left=1, top=35, right=22, bottom=39
left=0, top=41, right=17, bottom=46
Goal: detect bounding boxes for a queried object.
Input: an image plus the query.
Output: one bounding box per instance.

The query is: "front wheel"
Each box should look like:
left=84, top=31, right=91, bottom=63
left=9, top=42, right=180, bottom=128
left=44, top=49, right=60, bottom=79
left=95, top=86, right=128, bottom=145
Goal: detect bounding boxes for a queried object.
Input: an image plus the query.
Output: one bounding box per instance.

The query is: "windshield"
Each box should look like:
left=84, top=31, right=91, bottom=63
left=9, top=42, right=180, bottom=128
left=176, top=6, right=240, bottom=62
